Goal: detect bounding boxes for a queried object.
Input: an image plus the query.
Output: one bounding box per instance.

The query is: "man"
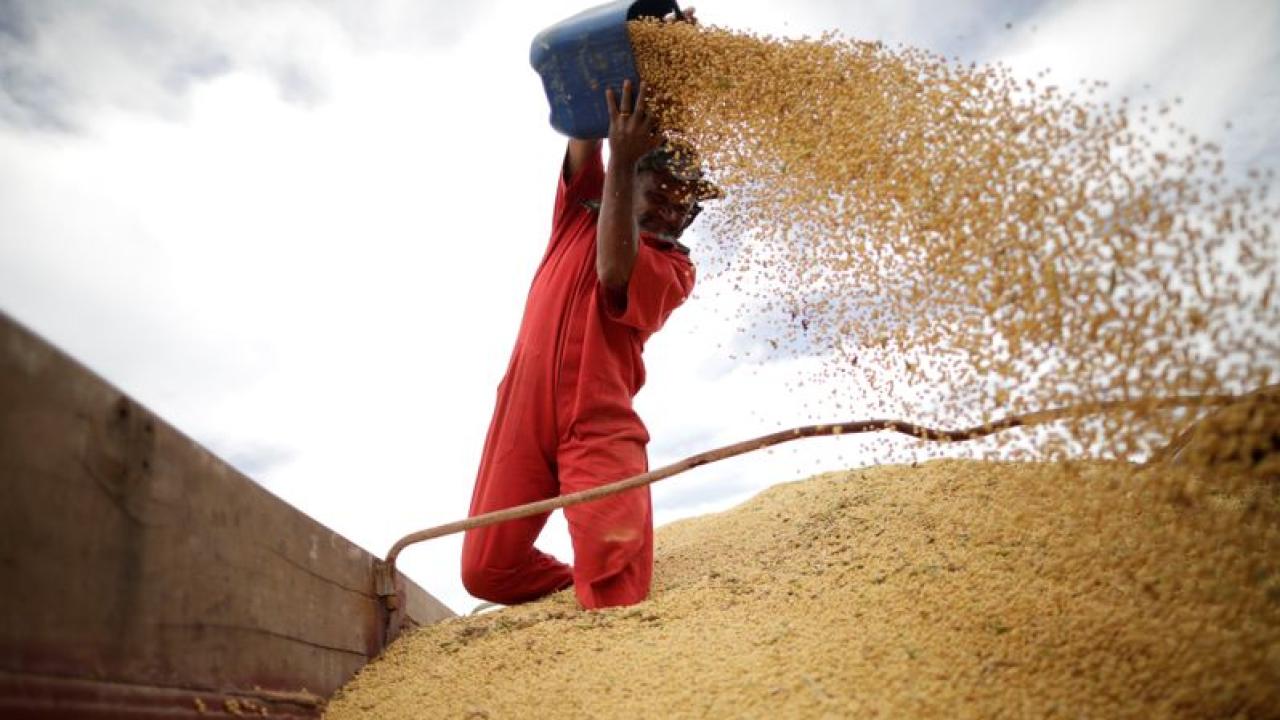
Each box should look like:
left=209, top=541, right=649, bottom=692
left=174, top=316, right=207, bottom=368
left=460, top=77, right=720, bottom=610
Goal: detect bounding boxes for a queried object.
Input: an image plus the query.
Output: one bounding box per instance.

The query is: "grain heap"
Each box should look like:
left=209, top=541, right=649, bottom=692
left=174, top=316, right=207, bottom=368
left=326, top=460, right=1279, bottom=718
left=629, top=20, right=1278, bottom=461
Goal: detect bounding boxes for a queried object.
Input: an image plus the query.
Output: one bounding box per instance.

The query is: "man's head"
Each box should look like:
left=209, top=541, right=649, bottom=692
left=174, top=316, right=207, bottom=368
left=633, top=143, right=721, bottom=243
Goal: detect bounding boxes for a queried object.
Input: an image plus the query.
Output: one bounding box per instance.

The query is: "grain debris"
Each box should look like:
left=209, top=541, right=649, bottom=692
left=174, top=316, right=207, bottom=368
left=629, top=21, right=1279, bottom=460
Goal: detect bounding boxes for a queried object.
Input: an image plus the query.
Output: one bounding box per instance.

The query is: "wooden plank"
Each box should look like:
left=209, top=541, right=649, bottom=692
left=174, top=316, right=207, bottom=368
left=0, top=312, right=453, bottom=716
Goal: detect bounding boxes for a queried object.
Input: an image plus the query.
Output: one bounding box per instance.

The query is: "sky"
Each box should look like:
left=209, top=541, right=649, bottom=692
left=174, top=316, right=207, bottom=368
left=2, top=0, right=1277, bottom=615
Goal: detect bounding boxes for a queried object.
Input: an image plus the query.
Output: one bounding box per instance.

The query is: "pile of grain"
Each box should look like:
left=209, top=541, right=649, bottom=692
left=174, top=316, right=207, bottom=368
left=326, top=460, right=1279, bottom=718
left=629, top=21, right=1279, bottom=459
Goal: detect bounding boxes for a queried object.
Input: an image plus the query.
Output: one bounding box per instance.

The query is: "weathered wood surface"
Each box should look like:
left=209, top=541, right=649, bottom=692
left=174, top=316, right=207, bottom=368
left=0, top=311, right=453, bottom=717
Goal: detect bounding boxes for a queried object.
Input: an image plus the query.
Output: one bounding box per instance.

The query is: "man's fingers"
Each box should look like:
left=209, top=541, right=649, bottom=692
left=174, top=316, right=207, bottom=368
left=634, top=81, right=648, bottom=117
left=663, top=6, right=697, bottom=24
left=620, top=79, right=634, bottom=114
left=605, top=86, right=618, bottom=118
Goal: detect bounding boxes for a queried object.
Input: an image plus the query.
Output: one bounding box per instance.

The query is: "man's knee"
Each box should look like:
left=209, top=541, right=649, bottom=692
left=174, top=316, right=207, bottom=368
left=576, top=562, right=651, bottom=609
left=460, top=560, right=504, bottom=602
left=460, top=529, right=503, bottom=598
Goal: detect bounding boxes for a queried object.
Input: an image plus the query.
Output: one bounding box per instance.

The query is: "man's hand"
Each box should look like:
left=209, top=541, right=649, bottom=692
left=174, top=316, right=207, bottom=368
left=663, top=5, right=697, bottom=24
left=605, top=79, right=659, bottom=168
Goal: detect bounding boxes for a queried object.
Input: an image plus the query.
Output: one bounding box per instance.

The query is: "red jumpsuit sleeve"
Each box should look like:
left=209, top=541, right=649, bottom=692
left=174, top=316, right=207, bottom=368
left=553, top=146, right=605, bottom=228
left=603, top=240, right=696, bottom=334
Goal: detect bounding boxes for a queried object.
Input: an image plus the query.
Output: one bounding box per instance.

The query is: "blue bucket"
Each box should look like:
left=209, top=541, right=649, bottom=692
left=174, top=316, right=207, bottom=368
left=530, top=1, right=684, bottom=140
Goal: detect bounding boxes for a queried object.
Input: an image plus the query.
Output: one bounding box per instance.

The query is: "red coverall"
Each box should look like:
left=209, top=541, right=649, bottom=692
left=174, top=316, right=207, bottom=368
left=460, top=148, right=696, bottom=609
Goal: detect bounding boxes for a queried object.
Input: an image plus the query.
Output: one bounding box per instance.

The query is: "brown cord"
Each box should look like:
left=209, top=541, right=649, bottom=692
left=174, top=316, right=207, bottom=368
left=382, top=393, right=1240, bottom=567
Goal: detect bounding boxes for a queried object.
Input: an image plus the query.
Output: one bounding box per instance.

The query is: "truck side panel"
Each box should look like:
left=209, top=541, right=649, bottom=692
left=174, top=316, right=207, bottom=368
left=0, top=313, right=453, bottom=717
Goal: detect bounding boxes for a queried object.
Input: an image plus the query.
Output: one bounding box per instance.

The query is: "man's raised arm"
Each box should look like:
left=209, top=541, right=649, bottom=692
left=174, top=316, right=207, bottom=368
left=596, top=79, right=659, bottom=293
left=565, top=138, right=602, bottom=183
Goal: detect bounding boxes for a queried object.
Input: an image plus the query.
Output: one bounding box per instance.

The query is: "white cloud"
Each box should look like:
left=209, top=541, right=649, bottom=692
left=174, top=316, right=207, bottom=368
left=992, top=0, right=1280, bottom=159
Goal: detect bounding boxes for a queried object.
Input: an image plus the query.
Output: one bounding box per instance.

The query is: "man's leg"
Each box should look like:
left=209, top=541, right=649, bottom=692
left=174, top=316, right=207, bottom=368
left=558, top=438, right=653, bottom=609
left=460, top=396, right=572, bottom=604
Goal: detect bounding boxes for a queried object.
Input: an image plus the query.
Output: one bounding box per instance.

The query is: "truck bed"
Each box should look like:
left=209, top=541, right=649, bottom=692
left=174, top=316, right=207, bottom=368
left=0, top=312, right=453, bottom=717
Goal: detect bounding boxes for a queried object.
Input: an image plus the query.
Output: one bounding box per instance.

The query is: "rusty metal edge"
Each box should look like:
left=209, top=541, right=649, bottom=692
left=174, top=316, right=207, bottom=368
left=0, top=670, right=324, bottom=719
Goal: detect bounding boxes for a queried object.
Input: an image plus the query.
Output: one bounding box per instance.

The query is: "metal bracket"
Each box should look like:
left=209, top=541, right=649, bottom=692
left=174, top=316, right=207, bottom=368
left=373, top=559, right=399, bottom=610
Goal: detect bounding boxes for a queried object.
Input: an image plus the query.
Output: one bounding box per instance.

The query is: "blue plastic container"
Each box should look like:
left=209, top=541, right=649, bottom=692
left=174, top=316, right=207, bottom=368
left=530, top=1, right=683, bottom=140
